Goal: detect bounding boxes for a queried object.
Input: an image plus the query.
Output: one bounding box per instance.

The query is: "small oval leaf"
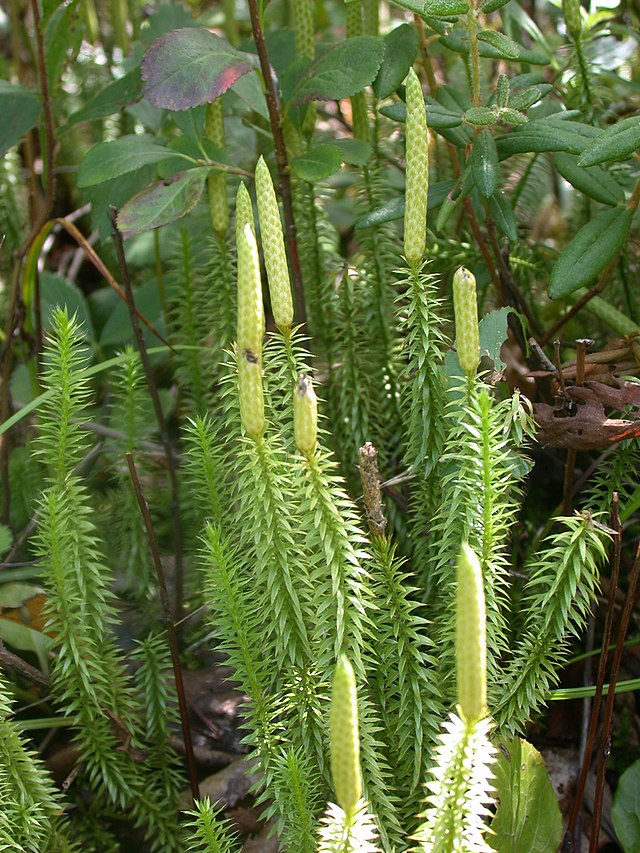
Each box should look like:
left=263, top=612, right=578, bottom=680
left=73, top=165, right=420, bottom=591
left=477, top=30, right=520, bottom=59
left=372, top=24, right=419, bottom=99
left=470, top=130, right=499, bottom=198
left=117, top=169, right=208, bottom=237
left=548, top=205, right=632, bottom=299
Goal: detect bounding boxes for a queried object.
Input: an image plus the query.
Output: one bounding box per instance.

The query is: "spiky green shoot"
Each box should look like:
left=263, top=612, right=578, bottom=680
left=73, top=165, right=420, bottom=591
left=404, top=68, right=429, bottom=266
left=452, top=266, right=480, bottom=376
left=205, top=100, right=229, bottom=237
left=456, top=543, right=487, bottom=723
left=255, top=156, right=294, bottom=332
left=562, top=0, right=582, bottom=39
left=236, top=184, right=263, bottom=358
left=330, top=655, right=362, bottom=816
left=294, top=373, right=317, bottom=458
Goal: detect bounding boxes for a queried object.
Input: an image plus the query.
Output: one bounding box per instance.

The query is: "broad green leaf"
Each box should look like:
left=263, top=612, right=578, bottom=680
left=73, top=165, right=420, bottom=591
left=555, top=153, right=624, bottom=206
left=66, top=67, right=143, bottom=127
left=44, top=0, right=81, bottom=85
left=0, top=81, right=42, bottom=159
left=291, top=145, right=343, bottom=181
left=549, top=206, right=632, bottom=299
left=0, top=617, right=52, bottom=673
left=373, top=24, right=419, bottom=99
left=0, top=583, right=45, bottom=608
left=40, top=273, right=95, bottom=341
left=290, top=36, right=384, bottom=105
left=83, top=164, right=158, bottom=239
left=354, top=180, right=455, bottom=227
left=0, top=524, right=11, bottom=557
left=141, top=27, right=253, bottom=110
left=471, top=130, right=499, bottom=198
left=332, top=138, right=371, bottom=166
left=100, top=280, right=164, bottom=347
left=488, top=192, right=517, bottom=241
left=424, top=0, right=469, bottom=15
left=578, top=116, right=640, bottom=167
left=496, top=116, right=600, bottom=159
left=613, top=757, right=640, bottom=852
left=117, top=169, right=208, bottom=236
left=77, top=135, right=178, bottom=187
left=491, top=738, right=563, bottom=852
left=141, top=0, right=198, bottom=43
left=477, top=30, right=520, bottom=59
left=479, top=307, right=517, bottom=372
left=387, top=0, right=428, bottom=15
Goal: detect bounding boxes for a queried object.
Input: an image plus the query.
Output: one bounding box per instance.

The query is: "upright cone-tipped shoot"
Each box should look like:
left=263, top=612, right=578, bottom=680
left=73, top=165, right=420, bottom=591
left=205, top=100, right=229, bottom=237
left=456, top=543, right=487, bottom=723
left=452, top=266, right=480, bottom=376
left=294, top=373, right=317, bottom=457
left=236, top=183, right=264, bottom=359
left=404, top=68, right=429, bottom=266
left=330, top=655, right=363, bottom=815
left=255, top=156, right=294, bottom=333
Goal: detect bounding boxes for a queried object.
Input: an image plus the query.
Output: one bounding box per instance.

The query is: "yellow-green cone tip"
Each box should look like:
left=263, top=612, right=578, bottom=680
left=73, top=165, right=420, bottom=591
left=452, top=266, right=480, bottom=376
left=255, top=156, right=294, bottom=332
left=403, top=67, right=429, bottom=266
left=236, top=206, right=264, bottom=358
left=456, top=543, right=487, bottom=723
left=294, top=373, right=318, bottom=457
left=329, top=655, right=362, bottom=815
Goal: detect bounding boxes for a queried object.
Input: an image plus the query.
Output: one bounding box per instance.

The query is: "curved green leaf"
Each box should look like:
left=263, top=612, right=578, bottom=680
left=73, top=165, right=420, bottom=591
left=117, top=169, right=208, bottom=237
left=141, top=27, right=253, bottom=110
left=612, top=758, right=640, bottom=853
left=497, top=116, right=600, bottom=159
left=77, top=135, right=179, bottom=187
left=424, top=0, right=469, bottom=15
left=578, top=116, right=640, bottom=167
left=290, top=36, right=384, bottom=105
left=549, top=205, right=632, bottom=298
left=491, top=738, right=563, bottom=853
left=291, top=145, right=343, bottom=182
left=555, top=153, right=624, bottom=206
left=488, top=192, right=517, bottom=241
left=0, top=81, right=42, bottom=158
left=66, top=67, right=143, bottom=128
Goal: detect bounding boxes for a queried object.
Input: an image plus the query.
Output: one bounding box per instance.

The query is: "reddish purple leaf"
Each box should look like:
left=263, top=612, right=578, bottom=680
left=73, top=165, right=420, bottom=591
left=142, top=28, right=254, bottom=111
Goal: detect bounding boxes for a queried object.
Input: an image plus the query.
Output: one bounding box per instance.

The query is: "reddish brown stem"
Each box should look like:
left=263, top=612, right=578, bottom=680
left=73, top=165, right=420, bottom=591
left=563, top=494, right=621, bottom=852
left=125, top=452, right=199, bottom=806
left=108, top=207, right=183, bottom=623
left=246, top=0, right=306, bottom=328
left=590, top=520, right=640, bottom=853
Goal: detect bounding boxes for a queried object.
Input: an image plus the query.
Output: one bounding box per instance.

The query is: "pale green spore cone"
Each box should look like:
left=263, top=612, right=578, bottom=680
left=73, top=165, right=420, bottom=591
left=404, top=68, right=429, bottom=266
left=238, top=350, right=265, bottom=438
left=330, top=655, right=363, bottom=815
left=452, top=266, right=480, bottom=376
left=205, top=101, right=229, bottom=237
left=456, top=543, right=487, bottom=723
left=294, top=373, right=317, bottom=457
left=255, top=156, right=294, bottom=332
left=236, top=185, right=264, bottom=356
